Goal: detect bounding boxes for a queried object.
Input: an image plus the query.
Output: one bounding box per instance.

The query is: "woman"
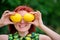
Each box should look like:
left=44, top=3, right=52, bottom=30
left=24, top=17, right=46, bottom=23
left=0, top=6, right=60, bottom=40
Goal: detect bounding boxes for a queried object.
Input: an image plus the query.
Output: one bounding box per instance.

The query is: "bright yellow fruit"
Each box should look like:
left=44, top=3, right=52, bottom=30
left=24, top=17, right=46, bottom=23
left=10, top=13, right=22, bottom=23
left=26, top=37, right=31, bottom=40
left=23, top=13, right=35, bottom=22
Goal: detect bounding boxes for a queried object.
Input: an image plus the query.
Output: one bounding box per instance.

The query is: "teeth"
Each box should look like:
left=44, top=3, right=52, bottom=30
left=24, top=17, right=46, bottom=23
left=19, top=24, right=26, bottom=28
left=20, top=25, right=25, bottom=27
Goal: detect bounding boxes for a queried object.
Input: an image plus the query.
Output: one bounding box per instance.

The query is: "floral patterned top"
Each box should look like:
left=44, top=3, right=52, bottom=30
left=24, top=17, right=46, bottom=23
left=8, top=32, right=39, bottom=40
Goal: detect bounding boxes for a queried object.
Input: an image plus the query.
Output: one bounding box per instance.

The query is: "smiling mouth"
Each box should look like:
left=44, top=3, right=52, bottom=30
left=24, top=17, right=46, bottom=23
left=18, top=24, right=27, bottom=28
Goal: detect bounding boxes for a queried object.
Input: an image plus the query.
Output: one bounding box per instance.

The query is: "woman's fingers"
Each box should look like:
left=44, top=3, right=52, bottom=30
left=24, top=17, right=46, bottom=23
left=2, top=12, right=15, bottom=18
left=3, top=10, right=15, bottom=16
left=30, top=12, right=37, bottom=14
left=4, top=12, right=15, bottom=16
left=36, top=10, right=41, bottom=14
left=9, top=22, right=14, bottom=24
left=2, top=10, right=10, bottom=15
left=4, top=22, right=14, bottom=25
left=29, top=11, right=43, bottom=26
left=28, top=22, right=34, bottom=24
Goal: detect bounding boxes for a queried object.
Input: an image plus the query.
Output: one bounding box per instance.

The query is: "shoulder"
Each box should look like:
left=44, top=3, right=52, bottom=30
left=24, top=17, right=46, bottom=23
left=39, top=34, right=52, bottom=40
left=0, top=35, right=8, bottom=40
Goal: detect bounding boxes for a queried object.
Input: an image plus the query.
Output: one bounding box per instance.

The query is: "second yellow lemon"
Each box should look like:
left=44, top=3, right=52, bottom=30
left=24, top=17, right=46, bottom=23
left=23, top=13, right=35, bottom=22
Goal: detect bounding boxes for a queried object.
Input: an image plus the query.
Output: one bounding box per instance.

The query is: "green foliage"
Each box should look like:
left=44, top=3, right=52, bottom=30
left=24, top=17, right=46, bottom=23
left=0, top=0, right=60, bottom=34
left=0, top=25, right=9, bottom=34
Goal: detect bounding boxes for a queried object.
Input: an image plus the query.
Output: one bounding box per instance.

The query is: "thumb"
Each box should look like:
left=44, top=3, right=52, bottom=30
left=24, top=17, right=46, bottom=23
left=9, top=22, right=14, bottom=24
left=28, top=22, right=34, bottom=24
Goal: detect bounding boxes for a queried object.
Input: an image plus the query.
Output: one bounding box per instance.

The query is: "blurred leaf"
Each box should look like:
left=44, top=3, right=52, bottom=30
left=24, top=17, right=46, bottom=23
left=7, top=0, right=21, bottom=7
left=29, top=0, right=40, bottom=8
left=0, top=25, right=9, bottom=34
left=36, top=27, right=45, bottom=34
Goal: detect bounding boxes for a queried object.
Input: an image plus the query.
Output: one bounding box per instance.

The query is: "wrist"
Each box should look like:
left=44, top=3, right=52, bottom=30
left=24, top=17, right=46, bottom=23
left=38, top=23, right=45, bottom=27
left=0, top=19, right=4, bottom=27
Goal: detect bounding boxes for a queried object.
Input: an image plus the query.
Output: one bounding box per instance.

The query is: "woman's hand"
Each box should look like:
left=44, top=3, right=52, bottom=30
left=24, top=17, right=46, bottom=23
left=29, top=11, right=60, bottom=40
left=29, top=10, right=44, bottom=27
left=0, top=10, right=14, bottom=26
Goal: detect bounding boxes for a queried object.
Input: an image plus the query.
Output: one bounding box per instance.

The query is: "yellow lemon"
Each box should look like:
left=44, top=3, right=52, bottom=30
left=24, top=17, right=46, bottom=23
left=10, top=13, right=22, bottom=23
left=23, top=13, right=35, bottom=22
left=26, top=37, right=31, bottom=40
left=27, top=34, right=31, bottom=37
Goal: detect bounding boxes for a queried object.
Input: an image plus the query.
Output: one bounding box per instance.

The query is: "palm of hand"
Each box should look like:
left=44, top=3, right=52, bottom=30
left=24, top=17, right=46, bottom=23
left=1, top=10, right=14, bottom=25
left=29, top=11, right=43, bottom=27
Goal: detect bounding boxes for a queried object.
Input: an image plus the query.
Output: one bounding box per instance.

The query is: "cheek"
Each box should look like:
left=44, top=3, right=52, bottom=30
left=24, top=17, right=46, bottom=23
left=14, top=23, right=20, bottom=30
left=26, top=24, right=31, bottom=29
left=14, top=24, right=18, bottom=30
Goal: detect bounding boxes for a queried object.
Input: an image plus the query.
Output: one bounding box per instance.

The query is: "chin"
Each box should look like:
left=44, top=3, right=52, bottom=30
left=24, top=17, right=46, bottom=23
left=18, top=29, right=29, bottom=32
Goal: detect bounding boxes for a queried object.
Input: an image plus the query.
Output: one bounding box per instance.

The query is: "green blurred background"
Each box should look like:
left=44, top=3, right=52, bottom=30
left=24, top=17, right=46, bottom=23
left=0, top=0, right=60, bottom=34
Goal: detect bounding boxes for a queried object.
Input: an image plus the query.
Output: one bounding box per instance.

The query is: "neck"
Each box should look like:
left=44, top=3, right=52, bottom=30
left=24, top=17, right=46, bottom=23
left=18, top=31, right=29, bottom=37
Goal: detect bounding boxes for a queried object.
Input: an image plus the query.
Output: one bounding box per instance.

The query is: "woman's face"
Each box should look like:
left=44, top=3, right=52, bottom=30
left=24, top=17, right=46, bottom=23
left=14, top=10, right=31, bottom=32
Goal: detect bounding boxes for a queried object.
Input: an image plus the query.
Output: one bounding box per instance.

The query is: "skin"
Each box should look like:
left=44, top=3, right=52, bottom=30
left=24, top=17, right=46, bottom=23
left=0, top=10, right=60, bottom=40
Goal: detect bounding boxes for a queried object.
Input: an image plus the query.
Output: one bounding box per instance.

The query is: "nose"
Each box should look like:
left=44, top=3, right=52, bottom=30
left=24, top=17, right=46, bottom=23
left=20, top=19, right=25, bottom=23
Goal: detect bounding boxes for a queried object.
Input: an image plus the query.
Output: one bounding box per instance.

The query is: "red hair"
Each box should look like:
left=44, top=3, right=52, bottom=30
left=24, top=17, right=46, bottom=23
left=9, top=6, right=35, bottom=34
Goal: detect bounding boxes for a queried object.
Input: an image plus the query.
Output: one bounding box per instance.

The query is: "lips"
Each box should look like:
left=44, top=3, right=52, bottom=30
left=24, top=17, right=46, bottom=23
left=20, top=25, right=26, bottom=28
left=18, top=24, right=27, bottom=28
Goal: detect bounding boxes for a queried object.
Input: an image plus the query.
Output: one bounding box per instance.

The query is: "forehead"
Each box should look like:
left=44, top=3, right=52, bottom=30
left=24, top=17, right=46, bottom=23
left=17, top=10, right=28, bottom=16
